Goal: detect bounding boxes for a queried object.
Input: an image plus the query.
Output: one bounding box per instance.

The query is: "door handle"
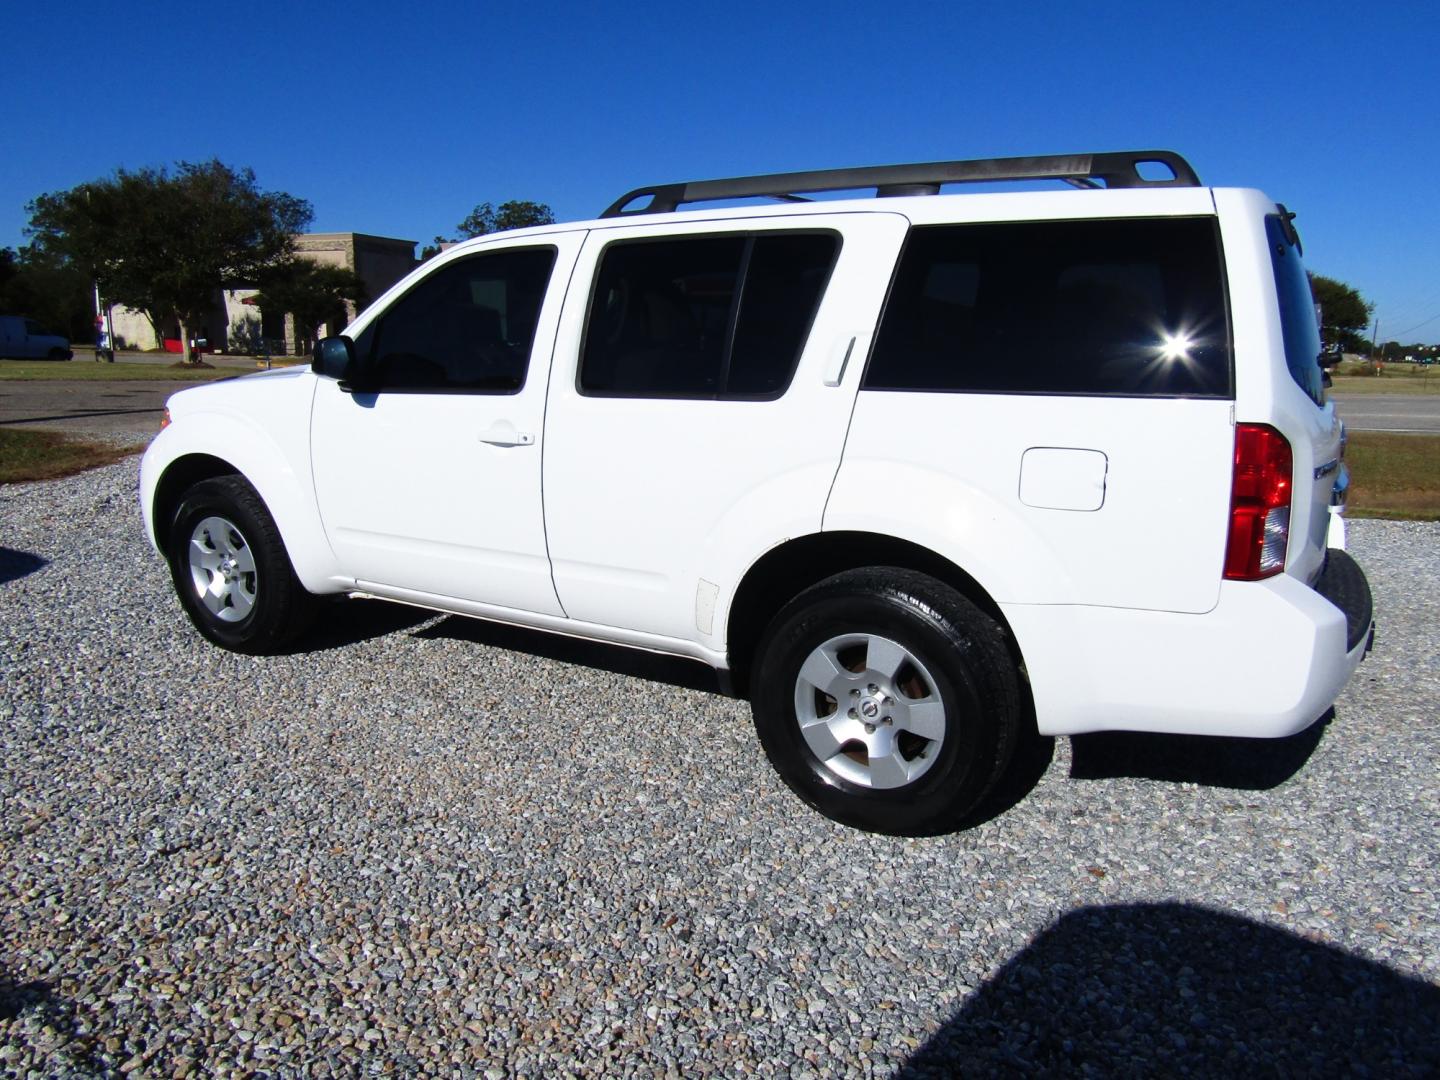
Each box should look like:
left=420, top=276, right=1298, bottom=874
left=823, top=332, right=869, bottom=387
left=478, top=421, right=534, bottom=447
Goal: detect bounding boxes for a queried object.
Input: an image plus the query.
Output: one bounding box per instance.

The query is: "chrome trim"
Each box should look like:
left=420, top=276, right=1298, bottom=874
left=1330, top=463, right=1350, bottom=509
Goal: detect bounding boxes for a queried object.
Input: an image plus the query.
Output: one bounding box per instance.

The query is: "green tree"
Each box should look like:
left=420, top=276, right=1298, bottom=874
left=25, top=160, right=311, bottom=364
left=456, top=200, right=555, bottom=239
left=421, top=201, right=556, bottom=261
left=0, top=244, right=93, bottom=343
left=252, top=261, right=368, bottom=356
left=0, top=247, right=17, bottom=295
left=1308, top=273, right=1373, bottom=356
left=418, top=235, right=452, bottom=262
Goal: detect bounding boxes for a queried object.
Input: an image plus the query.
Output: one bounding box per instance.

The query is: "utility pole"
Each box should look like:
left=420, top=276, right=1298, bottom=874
left=93, top=280, right=105, bottom=362
left=93, top=280, right=116, bottom=362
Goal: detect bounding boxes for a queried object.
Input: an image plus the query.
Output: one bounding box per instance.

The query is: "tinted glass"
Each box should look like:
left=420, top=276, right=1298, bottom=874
left=866, top=218, right=1231, bottom=397
left=364, top=247, right=556, bottom=392
left=728, top=234, right=838, bottom=397
left=580, top=232, right=838, bottom=399
left=582, top=236, right=742, bottom=397
left=1266, top=215, right=1324, bottom=404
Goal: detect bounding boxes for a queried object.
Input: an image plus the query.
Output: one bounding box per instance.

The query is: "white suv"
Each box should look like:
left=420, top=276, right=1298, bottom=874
left=141, top=151, right=1373, bottom=834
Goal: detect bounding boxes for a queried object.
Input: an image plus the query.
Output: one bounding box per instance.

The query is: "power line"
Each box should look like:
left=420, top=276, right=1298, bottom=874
left=1392, top=311, right=1440, bottom=338
left=1381, top=286, right=1440, bottom=334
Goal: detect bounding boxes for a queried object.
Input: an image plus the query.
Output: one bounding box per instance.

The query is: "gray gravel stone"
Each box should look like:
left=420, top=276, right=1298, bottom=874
left=1, top=461, right=1437, bottom=1076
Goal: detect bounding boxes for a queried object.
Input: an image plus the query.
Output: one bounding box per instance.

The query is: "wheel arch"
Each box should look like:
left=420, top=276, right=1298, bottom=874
left=150, top=453, right=241, bottom=550
left=724, top=531, right=1024, bottom=698
left=142, top=414, right=341, bottom=595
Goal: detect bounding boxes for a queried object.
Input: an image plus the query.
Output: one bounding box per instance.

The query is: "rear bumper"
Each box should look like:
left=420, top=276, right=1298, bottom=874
left=1003, top=550, right=1374, bottom=738
left=1312, top=548, right=1373, bottom=653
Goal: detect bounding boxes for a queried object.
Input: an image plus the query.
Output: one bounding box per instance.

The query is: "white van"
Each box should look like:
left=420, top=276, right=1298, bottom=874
left=0, top=315, right=73, bottom=360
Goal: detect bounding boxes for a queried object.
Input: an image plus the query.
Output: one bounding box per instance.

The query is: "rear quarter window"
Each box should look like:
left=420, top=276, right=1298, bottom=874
left=864, top=217, right=1232, bottom=397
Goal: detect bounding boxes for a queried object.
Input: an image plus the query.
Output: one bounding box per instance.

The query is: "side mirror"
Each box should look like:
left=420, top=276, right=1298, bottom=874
left=313, top=336, right=366, bottom=390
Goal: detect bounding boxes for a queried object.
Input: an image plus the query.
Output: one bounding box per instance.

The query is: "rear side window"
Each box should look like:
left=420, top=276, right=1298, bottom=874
left=1266, top=214, right=1324, bottom=405
left=359, top=247, right=557, bottom=393
left=580, top=232, right=839, bottom=399
left=865, top=218, right=1232, bottom=397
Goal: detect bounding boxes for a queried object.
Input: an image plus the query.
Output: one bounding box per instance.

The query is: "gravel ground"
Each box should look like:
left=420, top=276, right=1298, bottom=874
left=1, top=461, right=1437, bottom=1077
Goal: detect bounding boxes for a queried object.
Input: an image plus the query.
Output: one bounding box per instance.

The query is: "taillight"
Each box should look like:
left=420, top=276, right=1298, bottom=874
left=160, top=407, right=171, bottom=431
left=1224, top=424, right=1292, bottom=580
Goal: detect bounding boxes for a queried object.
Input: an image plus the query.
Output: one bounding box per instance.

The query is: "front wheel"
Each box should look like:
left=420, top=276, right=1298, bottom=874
left=165, top=476, right=316, bottom=654
left=751, top=568, right=1020, bottom=835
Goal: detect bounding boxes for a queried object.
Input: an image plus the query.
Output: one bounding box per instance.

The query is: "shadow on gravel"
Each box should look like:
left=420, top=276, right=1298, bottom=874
left=0, top=973, right=52, bottom=1022
left=0, top=968, right=102, bottom=1071
left=416, top=614, right=726, bottom=695
left=0, top=546, right=48, bottom=584
left=898, top=902, right=1440, bottom=1077
left=286, top=597, right=436, bottom=653
left=1068, top=710, right=1332, bottom=790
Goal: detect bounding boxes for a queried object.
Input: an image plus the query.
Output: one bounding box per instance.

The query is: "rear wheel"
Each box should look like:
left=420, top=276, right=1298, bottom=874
left=165, top=476, right=316, bottom=654
left=752, top=568, right=1019, bottom=835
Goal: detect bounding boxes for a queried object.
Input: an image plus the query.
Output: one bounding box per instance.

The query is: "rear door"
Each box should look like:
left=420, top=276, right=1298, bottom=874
left=542, top=213, right=908, bottom=641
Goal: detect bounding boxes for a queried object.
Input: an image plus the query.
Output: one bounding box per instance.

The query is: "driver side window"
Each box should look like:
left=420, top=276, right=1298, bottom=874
left=357, top=246, right=557, bottom=393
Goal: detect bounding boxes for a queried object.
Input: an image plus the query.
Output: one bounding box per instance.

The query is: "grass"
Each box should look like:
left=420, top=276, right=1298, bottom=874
left=0, top=359, right=237, bottom=382
left=1345, top=432, right=1440, bottom=521
left=0, top=429, right=141, bottom=484
left=1330, top=363, right=1440, bottom=395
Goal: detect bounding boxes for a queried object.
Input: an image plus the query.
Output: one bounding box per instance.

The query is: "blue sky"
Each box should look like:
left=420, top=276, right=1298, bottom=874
left=5, top=0, right=1438, bottom=342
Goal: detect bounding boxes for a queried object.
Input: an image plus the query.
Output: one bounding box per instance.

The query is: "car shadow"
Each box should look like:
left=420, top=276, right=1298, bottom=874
left=0, top=546, right=48, bottom=585
left=414, top=614, right=727, bottom=696
left=1068, top=710, right=1332, bottom=790
left=0, top=968, right=103, bottom=1070
left=283, top=597, right=437, bottom=654
left=897, top=902, right=1440, bottom=1076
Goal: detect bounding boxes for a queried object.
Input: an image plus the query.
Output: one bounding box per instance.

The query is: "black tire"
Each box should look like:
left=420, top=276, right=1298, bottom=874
left=165, top=476, right=317, bottom=654
left=751, top=568, right=1019, bottom=835
left=48, top=347, right=70, bottom=361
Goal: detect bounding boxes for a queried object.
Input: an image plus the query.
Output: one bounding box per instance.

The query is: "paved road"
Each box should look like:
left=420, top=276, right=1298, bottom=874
left=0, top=354, right=274, bottom=440
left=1331, top=394, right=1440, bottom=433
left=0, top=379, right=199, bottom=440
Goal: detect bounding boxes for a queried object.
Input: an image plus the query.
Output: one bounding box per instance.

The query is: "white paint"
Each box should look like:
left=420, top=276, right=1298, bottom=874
left=1018, top=447, right=1108, bottom=512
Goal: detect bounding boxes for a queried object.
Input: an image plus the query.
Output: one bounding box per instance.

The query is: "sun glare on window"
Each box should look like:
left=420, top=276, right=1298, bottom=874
left=1157, top=329, right=1195, bottom=363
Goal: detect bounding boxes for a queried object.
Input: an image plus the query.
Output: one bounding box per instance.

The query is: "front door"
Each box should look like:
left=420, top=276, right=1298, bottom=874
left=310, top=233, right=583, bottom=616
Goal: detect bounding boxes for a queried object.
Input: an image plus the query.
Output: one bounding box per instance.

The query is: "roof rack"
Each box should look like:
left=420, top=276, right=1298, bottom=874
left=601, top=150, right=1200, bottom=218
